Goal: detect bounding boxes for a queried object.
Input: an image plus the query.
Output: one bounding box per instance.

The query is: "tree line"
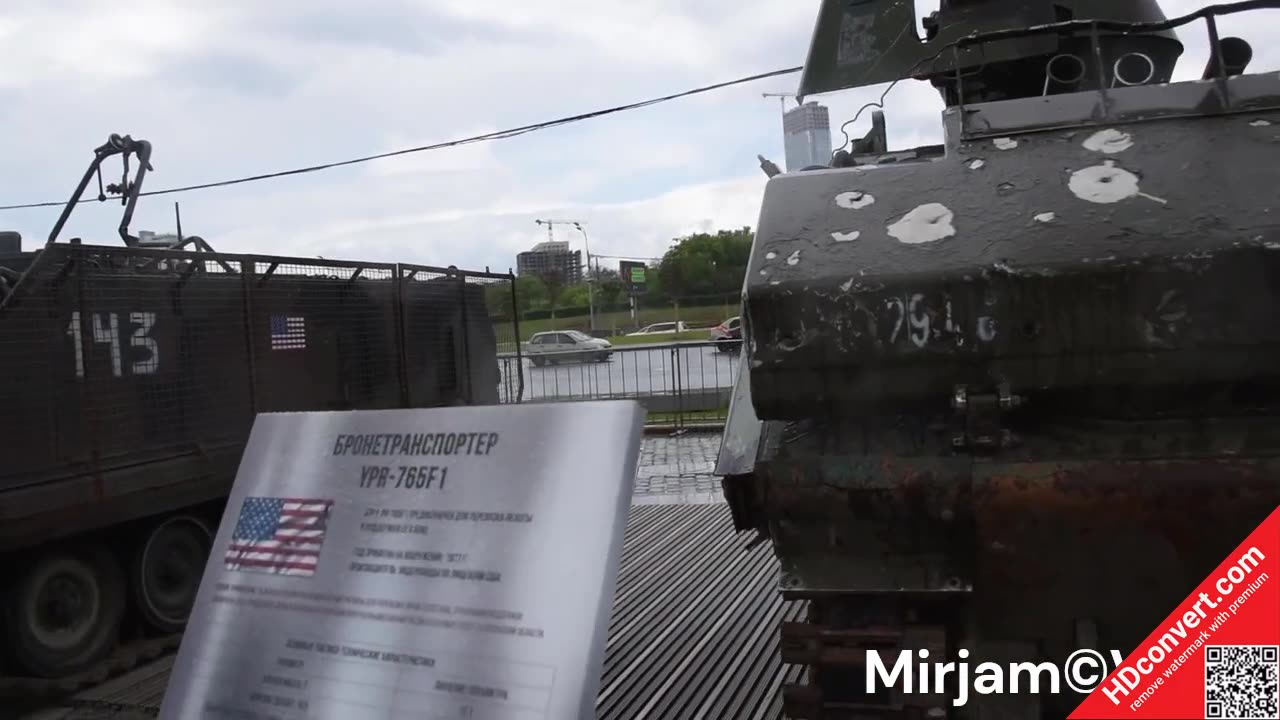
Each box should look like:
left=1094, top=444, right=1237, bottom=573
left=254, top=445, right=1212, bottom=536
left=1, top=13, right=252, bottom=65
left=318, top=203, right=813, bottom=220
left=485, top=226, right=755, bottom=316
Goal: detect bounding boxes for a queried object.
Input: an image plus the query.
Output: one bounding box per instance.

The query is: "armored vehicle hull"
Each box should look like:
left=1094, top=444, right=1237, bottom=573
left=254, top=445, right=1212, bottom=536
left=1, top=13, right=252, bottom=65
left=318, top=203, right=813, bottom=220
left=719, top=1, right=1280, bottom=716
left=0, top=241, right=511, bottom=680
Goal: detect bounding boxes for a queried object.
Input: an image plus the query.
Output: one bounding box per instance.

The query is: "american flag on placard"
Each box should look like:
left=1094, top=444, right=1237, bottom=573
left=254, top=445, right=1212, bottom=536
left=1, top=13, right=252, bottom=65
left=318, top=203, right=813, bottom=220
left=223, top=497, right=333, bottom=577
left=270, top=315, right=306, bottom=350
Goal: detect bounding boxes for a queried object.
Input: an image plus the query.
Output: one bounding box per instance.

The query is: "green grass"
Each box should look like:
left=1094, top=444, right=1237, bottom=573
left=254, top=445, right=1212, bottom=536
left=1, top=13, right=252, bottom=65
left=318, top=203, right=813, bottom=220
left=608, top=331, right=708, bottom=346
left=645, top=407, right=730, bottom=426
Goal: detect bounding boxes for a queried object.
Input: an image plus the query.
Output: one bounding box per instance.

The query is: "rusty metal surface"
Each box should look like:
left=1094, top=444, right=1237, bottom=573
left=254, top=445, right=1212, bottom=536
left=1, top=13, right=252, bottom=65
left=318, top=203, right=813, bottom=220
left=778, top=603, right=954, bottom=720
left=971, top=457, right=1280, bottom=669
left=22, top=503, right=807, bottom=720
left=751, top=452, right=974, bottom=594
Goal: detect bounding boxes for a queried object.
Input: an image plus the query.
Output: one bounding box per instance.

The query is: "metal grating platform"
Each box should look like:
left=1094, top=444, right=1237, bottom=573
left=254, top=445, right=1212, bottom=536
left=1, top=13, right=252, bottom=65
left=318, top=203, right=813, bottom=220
left=24, top=501, right=804, bottom=720
left=596, top=503, right=804, bottom=720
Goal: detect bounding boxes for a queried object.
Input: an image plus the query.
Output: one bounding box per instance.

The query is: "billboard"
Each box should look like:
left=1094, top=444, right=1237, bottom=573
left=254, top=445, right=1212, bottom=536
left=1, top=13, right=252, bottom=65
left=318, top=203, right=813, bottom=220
left=619, top=260, right=648, bottom=295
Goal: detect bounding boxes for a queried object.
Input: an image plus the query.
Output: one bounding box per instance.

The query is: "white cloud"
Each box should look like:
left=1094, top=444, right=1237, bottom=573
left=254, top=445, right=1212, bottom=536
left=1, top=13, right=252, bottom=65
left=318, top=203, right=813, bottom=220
left=0, top=2, right=229, bottom=89
left=0, top=0, right=1276, bottom=278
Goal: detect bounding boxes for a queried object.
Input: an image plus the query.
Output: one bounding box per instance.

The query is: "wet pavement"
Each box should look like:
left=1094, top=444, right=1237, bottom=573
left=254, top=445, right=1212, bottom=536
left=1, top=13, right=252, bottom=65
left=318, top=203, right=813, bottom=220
left=634, top=425, right=727, bottom=491
left=632, top=431, right=724, bottom=501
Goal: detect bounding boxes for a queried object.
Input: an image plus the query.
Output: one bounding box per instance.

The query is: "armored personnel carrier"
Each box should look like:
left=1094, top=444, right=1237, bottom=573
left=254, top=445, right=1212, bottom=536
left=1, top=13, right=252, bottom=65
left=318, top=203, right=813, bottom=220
left=717, top=1, right=1280, bottom=716
left=0, top=135, right=509, bottom=683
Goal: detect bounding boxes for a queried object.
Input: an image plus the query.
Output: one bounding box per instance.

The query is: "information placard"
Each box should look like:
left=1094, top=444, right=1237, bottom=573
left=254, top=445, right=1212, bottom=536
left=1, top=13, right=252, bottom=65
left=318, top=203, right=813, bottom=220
left=159, top=400, right=645, bottom=720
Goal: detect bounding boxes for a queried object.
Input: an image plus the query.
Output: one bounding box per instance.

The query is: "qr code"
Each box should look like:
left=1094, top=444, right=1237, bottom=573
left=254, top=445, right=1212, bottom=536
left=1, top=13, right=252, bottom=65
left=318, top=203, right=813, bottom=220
left=1206, top=645, right=1279, bottom=719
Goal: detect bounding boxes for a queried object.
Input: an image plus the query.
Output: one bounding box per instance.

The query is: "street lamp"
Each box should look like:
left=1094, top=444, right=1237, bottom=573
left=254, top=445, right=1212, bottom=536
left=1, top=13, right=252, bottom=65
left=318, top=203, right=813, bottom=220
left=572, top=222, right=596, bottom=332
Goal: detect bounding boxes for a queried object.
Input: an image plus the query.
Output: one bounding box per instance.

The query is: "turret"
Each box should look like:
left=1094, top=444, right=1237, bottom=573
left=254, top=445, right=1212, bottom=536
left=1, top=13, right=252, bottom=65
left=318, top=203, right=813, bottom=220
left=796, top=0, right=1196, bottom=105
left=728, top=0, right=1279, bottom=423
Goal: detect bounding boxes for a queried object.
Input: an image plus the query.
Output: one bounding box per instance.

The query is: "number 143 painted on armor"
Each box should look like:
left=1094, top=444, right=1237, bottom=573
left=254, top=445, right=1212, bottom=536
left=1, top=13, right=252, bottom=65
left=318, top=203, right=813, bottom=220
left=66, top=311, right=159, bottom=378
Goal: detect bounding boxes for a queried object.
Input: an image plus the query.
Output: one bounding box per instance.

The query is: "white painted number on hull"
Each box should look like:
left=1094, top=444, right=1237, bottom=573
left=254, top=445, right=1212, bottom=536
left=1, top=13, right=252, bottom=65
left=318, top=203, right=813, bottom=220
left=67, top=311, right=159, bottom=378
left=882, top=295, right=1000, bottom=348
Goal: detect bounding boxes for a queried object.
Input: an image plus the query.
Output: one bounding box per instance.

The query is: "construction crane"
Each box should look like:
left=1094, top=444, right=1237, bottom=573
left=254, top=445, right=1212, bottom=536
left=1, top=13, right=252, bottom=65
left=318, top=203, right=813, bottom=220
left=533, top=218, right=596, bottom=330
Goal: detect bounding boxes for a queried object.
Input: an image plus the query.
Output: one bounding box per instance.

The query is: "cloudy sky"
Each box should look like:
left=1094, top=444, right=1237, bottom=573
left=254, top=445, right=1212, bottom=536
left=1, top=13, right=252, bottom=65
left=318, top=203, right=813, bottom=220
left=0, top=1, right=1274, bottom=274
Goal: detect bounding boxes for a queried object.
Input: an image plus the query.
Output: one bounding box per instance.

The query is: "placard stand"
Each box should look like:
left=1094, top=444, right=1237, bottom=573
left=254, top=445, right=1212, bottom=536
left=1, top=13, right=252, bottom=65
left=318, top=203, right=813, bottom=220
left=159, top=400, right=645, bottom=720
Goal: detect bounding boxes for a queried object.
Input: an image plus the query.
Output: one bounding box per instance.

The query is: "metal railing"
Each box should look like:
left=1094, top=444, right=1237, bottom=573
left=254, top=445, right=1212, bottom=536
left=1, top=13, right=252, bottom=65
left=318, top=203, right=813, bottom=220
left=496, top=339, right=743, bottom=429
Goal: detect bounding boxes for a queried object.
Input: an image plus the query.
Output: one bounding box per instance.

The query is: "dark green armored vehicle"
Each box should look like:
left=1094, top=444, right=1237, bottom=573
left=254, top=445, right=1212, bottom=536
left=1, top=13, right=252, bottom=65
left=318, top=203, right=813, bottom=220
left=717, top=1, right=1280, bottom=717
left=0, top=135, right=507, bottom=685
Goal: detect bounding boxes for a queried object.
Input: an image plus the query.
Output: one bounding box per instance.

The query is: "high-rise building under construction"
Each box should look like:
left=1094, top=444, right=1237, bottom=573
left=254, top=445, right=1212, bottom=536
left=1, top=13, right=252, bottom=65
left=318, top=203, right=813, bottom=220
left=782, top=101, right=833, bottom=171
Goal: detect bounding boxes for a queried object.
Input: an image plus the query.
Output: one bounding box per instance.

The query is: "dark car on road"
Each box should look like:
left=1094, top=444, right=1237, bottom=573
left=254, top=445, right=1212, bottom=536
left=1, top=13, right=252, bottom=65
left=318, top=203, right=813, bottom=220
left=709, top=316, right=742, bottom=352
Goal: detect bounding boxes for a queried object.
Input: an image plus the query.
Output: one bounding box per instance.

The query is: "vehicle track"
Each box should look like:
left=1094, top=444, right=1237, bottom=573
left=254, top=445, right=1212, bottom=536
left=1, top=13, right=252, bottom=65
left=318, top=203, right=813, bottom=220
left=3, top=633, right=180, bottom=718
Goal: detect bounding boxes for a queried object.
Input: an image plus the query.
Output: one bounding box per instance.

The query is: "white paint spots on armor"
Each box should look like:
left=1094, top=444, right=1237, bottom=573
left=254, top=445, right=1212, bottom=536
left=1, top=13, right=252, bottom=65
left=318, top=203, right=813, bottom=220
left=769, top=280, right=780, bottom=286
left=831, top=230, right=861, bottom=243
left=835, top=191, right=876, bottom=209
left=969, top=159, right=986, bottom=170
left=786, top=250, right=801, bottom=266
left=994, top=137, right=1018, bottom=150
left=840, top=278, right=855, bottom=293
left=759, top=268, right=769, bottom=276
left=1251, top=119, right=1273, bottom=127
left=977, top=317, right=998, bottom=343
left=765, top=251, right=777, bottom=260
left=1083, top=128, right=1134, bottom=154
left=887, top=203, right=956, bottom=244
left=1034, top=212, right=1056, bottom=223
left=1069, top=161, right=1167, bottom=205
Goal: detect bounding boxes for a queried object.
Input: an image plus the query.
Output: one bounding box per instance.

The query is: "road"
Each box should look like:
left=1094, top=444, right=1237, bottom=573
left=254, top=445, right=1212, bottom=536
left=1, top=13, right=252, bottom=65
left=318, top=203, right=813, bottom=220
left=498, top=342, right=742, bottom=403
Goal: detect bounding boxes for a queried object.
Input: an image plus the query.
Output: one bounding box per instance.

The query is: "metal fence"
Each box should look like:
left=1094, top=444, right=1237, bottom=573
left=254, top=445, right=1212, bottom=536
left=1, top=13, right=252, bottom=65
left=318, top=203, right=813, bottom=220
left=515, top=292, right=741, bottom=338
left=0, top=242, right=519, bottom=499
left=497, top=339, right=742, bottom=429
left=0, top=238, right=737, bottom=500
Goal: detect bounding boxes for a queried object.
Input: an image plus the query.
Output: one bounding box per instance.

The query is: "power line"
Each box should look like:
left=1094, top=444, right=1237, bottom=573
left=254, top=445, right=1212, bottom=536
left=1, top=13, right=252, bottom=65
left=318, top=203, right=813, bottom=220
left=0, top=66, right=803, bottom=212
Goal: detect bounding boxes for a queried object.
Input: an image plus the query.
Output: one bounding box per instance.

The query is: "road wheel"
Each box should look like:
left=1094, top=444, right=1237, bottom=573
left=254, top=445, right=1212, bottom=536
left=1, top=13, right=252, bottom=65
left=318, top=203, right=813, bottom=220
left=3, top=544, right=125, bottom=678
left=132, top=515, right=213, bottom=633
left=531, top=357, right=545, bottom=367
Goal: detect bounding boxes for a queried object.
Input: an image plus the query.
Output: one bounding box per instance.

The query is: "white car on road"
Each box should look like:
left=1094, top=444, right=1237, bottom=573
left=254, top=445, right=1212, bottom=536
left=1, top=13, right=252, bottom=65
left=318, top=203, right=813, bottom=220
left=524, top=330, right=613, bottom=367
left=626, top=321, right=689, bottom=337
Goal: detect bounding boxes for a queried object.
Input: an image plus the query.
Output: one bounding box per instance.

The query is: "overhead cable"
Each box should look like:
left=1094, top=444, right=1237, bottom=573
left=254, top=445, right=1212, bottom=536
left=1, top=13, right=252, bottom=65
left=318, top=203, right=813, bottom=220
left=0, top=66, right=803, bottom=211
